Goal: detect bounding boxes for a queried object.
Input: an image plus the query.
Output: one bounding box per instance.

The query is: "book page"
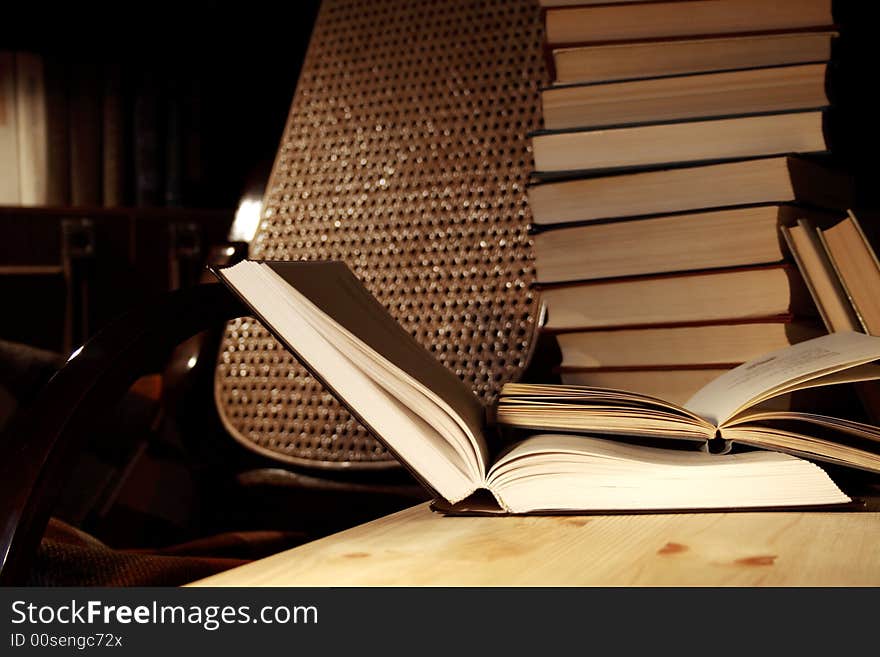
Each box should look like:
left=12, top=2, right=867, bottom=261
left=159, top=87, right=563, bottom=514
left=685, top=331, right=880, bottom=425
left=216, top=260, right=480, bottom=503
left=256, top=263, right=484, bottom=477
left=264, top=261, right=489, bottom=464
left=485, top=433, right=849, bottom=513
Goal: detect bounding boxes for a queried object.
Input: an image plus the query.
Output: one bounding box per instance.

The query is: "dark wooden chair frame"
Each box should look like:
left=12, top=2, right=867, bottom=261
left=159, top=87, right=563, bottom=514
left=0, top=283, right=247, bottom=584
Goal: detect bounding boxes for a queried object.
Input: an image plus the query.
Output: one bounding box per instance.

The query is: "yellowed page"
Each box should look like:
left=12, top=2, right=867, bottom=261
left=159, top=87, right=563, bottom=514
left=685, top=331, right=880, bottom=425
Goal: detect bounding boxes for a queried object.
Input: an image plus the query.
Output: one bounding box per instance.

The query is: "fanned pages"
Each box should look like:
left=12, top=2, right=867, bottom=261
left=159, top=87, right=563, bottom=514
left=215, top=260, right=869, bottom=513
left=500, top=332, right=880, bottom=475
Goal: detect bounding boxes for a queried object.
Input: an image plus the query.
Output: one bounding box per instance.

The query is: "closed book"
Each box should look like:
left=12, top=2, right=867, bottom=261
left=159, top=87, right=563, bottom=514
left=133, top=75, right=161, bottom=207
left=68, top=59, right=102, bottom=207
left=532, top=110, right=829, bottom=174
left=14, top=52, right=49, bottom=206
left=781, top=216, right=861, bottom=333
left=102, top=62, right=125, bottom=207
left=164, top=90, right=183, bottom=207
left=44, top=56, right=70, bottom=206
left=548, top=31, right=835, bottom=85
left=527, top=155, right=854, bottom=226
left=542, top=63, right=829, bottom=131
left=545, top=0, right=832, bottom=46
left=818, top=211, right=880, bottom=336
left=0, top=52, right=19, bottom=205
left=533, top=204, right=835, bottom=283
left=555, top=320, right=824, bottom=369
left=540, top=265, right=813, bottom=331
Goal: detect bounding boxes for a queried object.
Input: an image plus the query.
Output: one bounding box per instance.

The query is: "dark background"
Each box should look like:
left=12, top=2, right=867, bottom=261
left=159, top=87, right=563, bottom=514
left=3, top=1, right=875, bottom=211
left=0, top=0, right=322, bottom=209
left=0, top=1, right=322, bottom=353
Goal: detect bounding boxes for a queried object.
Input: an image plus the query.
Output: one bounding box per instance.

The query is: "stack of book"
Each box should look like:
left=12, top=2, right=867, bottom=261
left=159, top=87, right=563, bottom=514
left=782, top=210, right=880, bottom=336
left=531, top=0, right=853, bottom=404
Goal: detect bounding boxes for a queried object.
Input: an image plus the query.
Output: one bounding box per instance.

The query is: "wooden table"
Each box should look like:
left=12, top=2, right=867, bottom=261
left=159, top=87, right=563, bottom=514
left=190, top=504, right=880, bottom=586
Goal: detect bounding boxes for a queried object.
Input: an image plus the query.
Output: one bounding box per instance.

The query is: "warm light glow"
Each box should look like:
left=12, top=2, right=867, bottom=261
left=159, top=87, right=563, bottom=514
left=229, top=196, right=264, bottom=243
left=187, top=356, right=198, bottom=369
left=225, top=246, right=236, bottom=256
left=67, top=345, right=84, bottom=362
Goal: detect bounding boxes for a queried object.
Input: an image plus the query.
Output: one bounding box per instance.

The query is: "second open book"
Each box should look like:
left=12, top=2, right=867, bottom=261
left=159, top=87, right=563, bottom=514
left=215, top=260, right=880, bottom=513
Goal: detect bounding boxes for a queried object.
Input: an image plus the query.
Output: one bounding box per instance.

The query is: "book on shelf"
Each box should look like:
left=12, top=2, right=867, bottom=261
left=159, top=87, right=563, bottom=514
left=542, top=63, right=829, bottom=131
left=817, top=211, right=880, bottom=336
left=547, top=31, right=836, bottom=86
left=533, top=204, right=833, bottom=283
left=544, top=0, right=832, bottom=47
left=554, top=320, right=823, bottom=369
left=539, top=265, right=813, bottom=331
left=532, top=110, right=829, bottom=174
left=0, top=52, right=19, bottom=205
left=102, top=62, right=126, bottom=208
left=68, top=59, right=103, bottom=207
left=781, top=216, right=862, bottom=333
left=14, top=52, right=49, bottom=206
left=164, top=91, right=183, bottom=207
left=2, top=52, right=73, bottom=207
left=557, top=367, right=731, bottom=407
left=44, top=56, right=70, bottom=207
left=527, top=155, right=853, bottom=226
left=133, top=74, right=162, bottom=207
left=214, top=259, right=880, bottom=513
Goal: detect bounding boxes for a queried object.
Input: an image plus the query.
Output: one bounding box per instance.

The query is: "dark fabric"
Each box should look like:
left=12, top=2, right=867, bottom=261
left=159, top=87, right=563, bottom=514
left=29, top=518, right=306, bottom=586
left=0, top=340, right=307, bottom=586
left=0, top=339, right=63, bottom=433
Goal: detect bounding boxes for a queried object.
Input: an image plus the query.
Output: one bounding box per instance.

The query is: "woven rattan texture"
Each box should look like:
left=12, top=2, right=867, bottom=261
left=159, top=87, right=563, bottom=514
left=215, top=0, right=547, bottom=468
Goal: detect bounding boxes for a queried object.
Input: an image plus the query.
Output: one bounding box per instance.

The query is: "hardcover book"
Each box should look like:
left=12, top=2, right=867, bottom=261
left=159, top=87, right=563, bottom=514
left=214, top=260, right=880, bottom=513
left=0, top=52, right=20, bottom=205
left=531, top=110, right=829, bottom=174
left=553, top=320, right=823, bottom=369
left=544, top=0, right=832, bottom=46
left=527, top=155, right=854, bottom=226
left=539, top=265, right=814, bottom=331
left=542, top=63, right=829, bottom=131
left=817, top=212, right=880, bottom=336
left=782, top=217, right=862, bottom=333
left=546, top=32, right=835, bottom=86
left=532, top=204, right=831, bottom=283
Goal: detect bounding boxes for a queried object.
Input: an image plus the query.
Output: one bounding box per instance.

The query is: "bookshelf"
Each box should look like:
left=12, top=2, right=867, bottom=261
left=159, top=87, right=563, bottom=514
left=0, top=1, right=321, bottom=352
left=0, top=205, right=233, bottom=353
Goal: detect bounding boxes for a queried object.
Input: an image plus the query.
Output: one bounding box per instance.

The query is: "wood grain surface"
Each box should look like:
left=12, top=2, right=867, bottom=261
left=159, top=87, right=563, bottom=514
left=191, top=504, right=880, bottom=586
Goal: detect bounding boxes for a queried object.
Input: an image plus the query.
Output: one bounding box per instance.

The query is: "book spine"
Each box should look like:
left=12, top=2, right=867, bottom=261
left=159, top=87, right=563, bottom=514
left=164, top=87, right=183, bottom=207
left=132, top=74, right=162, bottom=207
left=14, top=52, right=49, bottom=206
left=44, top=56, right=70, bottom=207
left=68, top=59, right=102, bottom=207
left=779, top=224, right=833, bottom=332
left=812, top=228, right=866, bottom=333
left=0, top=52, right=20, bottom=205
left=101, top=62, right=125, bottom=207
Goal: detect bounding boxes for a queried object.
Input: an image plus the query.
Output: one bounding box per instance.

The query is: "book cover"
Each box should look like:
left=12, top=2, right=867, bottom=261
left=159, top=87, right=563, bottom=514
left=0, top=52, right=20, bottom=205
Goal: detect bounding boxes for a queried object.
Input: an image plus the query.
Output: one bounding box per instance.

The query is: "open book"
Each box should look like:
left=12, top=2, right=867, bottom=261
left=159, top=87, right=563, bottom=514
left=214, top=260, right=880, bottom=513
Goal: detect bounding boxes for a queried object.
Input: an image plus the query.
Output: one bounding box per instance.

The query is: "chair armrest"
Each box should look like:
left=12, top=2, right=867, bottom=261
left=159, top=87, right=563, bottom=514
left=0, top=282, right=248, bottom=584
